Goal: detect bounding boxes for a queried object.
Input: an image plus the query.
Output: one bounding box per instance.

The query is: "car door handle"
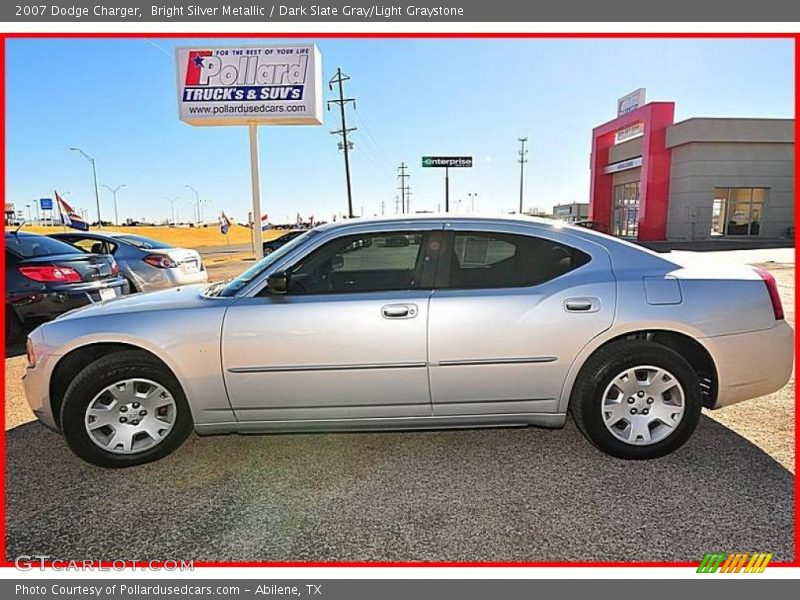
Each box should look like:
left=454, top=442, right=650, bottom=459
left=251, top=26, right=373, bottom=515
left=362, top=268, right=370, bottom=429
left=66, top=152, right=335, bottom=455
left=381, top=303, right=418, bottom=319
left=564, top=297, right=600, bottom=313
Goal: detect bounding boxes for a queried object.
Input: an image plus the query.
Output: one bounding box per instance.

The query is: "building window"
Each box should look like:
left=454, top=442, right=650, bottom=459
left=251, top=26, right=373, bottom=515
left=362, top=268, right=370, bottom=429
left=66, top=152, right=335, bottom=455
left=612, top=182, right=640, bottom=238
left=712, top=187, right=767, bottom=237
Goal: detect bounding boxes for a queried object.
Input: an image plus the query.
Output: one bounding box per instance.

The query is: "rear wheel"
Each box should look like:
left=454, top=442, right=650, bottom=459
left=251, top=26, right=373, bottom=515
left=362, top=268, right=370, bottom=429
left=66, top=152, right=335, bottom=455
left=60, top=350, right=193, bottom=467
left=570, top=340, right=702, bottom=459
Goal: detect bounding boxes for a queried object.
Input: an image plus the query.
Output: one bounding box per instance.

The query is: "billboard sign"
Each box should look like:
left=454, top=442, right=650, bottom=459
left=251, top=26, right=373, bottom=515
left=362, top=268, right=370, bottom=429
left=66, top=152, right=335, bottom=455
left=175, top=44, right=323, bottom=127
left=422, top=156, right=473, bottom=168
left=617, top=88, right=646, bottom=116
left=40, top=198, right=53, bottom=210
left=603, top=156, right=643, bottom=174
left=4, top=202, right=14, bottom=214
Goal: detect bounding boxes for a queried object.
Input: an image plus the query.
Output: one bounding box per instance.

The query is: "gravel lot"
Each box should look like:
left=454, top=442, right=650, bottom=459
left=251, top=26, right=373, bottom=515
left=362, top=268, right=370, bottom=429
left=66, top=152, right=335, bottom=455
left=4, top=248, right=795, bottom=562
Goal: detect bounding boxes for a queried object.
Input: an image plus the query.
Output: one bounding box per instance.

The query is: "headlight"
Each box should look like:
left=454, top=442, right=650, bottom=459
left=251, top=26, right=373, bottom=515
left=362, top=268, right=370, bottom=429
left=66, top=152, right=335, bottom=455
left=26, top=337, right=36, bottom=368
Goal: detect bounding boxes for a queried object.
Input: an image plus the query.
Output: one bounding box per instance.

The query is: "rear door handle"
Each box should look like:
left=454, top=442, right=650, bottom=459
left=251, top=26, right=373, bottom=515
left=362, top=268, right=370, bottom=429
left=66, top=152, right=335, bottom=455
left=564, top=297, right=600, bottom=313
left=382, top=303, right=418, bottom=319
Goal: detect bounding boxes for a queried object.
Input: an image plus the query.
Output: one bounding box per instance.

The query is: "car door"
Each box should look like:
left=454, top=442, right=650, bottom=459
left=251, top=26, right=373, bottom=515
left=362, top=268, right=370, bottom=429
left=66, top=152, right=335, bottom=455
left=428, top=223, right=615, bottom=416
left=221, top=227, right=443, bottom=423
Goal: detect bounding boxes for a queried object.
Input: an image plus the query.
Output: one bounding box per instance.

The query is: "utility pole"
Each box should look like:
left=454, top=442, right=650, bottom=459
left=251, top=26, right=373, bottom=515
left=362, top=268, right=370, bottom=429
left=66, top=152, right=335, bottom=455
left=517, top=137, right=528, bottom=214
left=328, top=68, right=357, bottom=218
left=102, top=184, right=125, bottom=226
left=70, top=147, right=102, bottom=228
left=394, top=195, right=400, bottom=214
left=164, top=196, right=179, bottom=225
left=397, top=163, right=410, bottom=214
left=380, top=200, right=386, bottom=215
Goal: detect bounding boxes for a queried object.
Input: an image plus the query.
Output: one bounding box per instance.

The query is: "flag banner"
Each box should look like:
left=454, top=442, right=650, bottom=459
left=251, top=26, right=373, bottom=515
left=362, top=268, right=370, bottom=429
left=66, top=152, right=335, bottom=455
left=261, top=214, right=270, bottom=231
left=55, top=191, right=89, bottom=231
left=219, top=211, right=232, bottom=235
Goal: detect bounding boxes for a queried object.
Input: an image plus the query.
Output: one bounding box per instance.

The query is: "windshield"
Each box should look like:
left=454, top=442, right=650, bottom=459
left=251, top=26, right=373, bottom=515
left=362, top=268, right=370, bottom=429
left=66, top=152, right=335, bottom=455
left=5, top=234, right=83, bottom=258
left=218, top=229, right=318, bottom=297
left=115, top=235, right=172, bottom=250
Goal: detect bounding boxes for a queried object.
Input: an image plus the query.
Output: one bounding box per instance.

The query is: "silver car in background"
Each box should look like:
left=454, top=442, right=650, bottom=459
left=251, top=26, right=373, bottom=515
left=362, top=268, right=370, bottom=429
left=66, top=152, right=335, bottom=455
left=25, top=216, right=793, bottom=467
left=51, top=232, right=208, bottom=293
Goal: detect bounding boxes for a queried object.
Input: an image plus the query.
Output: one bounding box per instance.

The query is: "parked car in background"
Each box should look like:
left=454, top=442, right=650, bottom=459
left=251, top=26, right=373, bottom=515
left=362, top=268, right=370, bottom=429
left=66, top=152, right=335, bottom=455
left=24, top=216, right=794, bottom=467
left=5, top=231, right=126, bottom=343
left=51, top=232, right=207, bottom=293
left=574, top=220, right=610, bottom=234
left=262, top=229, right=305, bottom=255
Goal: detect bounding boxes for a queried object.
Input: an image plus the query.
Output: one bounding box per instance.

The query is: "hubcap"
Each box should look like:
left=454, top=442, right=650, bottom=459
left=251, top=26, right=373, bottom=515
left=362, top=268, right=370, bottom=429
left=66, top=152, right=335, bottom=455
left=84, top=378, right=177, bottom=455
left=601, top=366, right=685, bottom=446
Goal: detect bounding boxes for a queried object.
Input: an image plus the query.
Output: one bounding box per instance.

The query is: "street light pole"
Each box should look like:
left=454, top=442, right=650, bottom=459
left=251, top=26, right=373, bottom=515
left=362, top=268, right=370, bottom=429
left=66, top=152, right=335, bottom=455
left=70, top=147, right=102, bottom=228
left=102, top=184, right=125, bottom=226
left=185, top=185, right=200, bottom=223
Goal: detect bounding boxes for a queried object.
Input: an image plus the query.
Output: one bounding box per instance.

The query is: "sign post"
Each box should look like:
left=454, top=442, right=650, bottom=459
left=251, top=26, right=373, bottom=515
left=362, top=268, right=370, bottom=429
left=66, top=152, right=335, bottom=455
left=421, top=156, right=473, bottom=212
left=176, top=44, right=323, bottom=259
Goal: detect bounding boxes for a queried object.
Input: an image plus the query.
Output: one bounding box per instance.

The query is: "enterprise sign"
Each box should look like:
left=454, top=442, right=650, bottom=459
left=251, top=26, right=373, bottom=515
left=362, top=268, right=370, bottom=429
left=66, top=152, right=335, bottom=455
left=603, top=156, right=643, bottom=174
left=617, top=88, right=646, bottom=116
left=422, top=156, right=473, bottom=168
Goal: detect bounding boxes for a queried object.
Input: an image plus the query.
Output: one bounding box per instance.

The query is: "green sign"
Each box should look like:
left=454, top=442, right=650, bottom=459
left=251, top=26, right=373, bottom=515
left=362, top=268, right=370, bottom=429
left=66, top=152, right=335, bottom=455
left=422, top=156, right=473, bottom=168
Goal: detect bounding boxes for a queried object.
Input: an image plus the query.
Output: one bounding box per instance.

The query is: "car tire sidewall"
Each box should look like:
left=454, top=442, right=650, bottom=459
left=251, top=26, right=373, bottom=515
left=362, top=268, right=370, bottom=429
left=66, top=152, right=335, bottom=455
left=60, top=353, right=192, bottom=468
left=576, top=343, right=702, bottom=460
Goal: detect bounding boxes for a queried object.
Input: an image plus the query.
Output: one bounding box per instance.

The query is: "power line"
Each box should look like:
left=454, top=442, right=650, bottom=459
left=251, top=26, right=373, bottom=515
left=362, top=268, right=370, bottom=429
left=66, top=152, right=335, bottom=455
left=517, top=137, right=528, bottom=214
left=397, top=163, right=411, bottom=214
left=328, top=68, right=357, bottom=219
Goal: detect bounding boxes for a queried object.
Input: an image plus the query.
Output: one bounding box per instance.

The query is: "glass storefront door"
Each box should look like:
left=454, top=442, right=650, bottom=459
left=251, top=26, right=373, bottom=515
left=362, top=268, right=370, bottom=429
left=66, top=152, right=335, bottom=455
left=612, top=182, right=641, bottom=238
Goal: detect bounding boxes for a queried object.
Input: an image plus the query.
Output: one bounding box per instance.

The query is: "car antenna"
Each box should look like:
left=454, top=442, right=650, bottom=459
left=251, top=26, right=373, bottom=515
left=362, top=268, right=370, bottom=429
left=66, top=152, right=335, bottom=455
left=11, top=220, right=27, bottom=235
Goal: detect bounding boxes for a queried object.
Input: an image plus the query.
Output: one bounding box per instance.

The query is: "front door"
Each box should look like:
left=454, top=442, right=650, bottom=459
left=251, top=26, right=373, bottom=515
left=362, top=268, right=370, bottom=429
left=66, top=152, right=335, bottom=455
left=428, top=225, right=615, bottom=416
left=612, top=181, right=641, bottom=238
left=221, top=229, right=442, bottom=423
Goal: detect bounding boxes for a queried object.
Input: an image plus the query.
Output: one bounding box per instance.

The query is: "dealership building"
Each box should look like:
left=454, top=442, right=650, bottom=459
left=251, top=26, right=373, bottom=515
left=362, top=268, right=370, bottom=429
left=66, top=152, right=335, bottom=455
left=589, top=91, right=794, bottom=242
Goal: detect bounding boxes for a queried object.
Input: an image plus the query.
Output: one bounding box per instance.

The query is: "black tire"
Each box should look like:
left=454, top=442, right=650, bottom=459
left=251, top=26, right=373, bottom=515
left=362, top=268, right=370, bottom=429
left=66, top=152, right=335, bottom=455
left=60, top=350, right=193, bottom=468
left=570, top=339, right=702, bottom=460
left=5, top=306, right=22, bottom=345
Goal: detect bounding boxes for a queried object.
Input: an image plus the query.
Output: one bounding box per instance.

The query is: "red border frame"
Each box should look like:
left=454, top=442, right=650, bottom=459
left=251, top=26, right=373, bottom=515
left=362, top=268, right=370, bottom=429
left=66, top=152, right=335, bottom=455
left=0, top=30, right=797, bottom=570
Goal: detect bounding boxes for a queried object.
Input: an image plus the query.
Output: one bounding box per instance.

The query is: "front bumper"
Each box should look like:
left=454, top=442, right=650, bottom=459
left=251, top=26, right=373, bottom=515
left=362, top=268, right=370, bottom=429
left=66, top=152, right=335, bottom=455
left=22, top=327, right=60, bottom=432
left=706, top=320, right=794, bottom=409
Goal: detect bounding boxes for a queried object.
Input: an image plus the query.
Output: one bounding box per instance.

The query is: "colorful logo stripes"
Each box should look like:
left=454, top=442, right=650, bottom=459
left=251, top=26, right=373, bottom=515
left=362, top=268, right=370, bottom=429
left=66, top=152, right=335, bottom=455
left=697, top=552, right=773, bottom=573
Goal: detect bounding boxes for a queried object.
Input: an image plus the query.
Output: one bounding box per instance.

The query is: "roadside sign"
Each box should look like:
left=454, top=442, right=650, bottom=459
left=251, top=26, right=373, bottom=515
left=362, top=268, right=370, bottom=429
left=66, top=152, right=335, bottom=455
left=4, top=202, right=14, bottom=214
left=422, top=156, right=473, bottom=168
left=40, top=198, right=53, bottom=210
left=175, top=44, right=323, bottom=127
left=421, top=156, right=473, bottom=212
left=175, top=43, right=323, bottom=260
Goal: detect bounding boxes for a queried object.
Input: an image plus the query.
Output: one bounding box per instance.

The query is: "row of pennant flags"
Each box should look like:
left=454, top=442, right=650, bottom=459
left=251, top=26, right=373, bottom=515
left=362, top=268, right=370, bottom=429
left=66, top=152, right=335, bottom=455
left=219, top=212, right=313, bottom=235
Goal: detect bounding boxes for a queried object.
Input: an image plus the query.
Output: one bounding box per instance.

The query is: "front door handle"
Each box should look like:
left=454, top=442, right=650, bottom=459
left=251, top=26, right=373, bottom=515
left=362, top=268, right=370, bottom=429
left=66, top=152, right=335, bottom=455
left=564, top=297, right=600, bottom=313
left=382, top=303, right=418, bottom=319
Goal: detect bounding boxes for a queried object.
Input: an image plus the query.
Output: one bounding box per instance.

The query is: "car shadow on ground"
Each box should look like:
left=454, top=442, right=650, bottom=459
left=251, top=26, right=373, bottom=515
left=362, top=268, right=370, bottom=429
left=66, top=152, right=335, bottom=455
left=5, top=340, right=26, bottom=359
left=4, top=415, right=794, bottom=563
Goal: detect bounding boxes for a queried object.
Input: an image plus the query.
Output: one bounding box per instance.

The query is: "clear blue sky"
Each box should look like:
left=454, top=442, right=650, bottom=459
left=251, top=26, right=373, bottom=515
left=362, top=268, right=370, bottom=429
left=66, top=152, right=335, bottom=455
left=6, top=37, right=794, bottom=224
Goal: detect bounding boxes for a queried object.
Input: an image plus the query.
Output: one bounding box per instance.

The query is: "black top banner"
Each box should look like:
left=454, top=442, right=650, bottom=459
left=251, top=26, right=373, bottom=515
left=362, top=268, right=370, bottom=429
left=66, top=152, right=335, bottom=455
left=3, top=0, right=800, bottom=22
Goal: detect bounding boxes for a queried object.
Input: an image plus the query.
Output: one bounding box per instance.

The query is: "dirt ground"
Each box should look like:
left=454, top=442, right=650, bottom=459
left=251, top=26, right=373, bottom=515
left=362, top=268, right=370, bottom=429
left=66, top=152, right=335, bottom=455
left=18, top=223, right=285, bottom=249
left=4, top=252, right=795, bottom=472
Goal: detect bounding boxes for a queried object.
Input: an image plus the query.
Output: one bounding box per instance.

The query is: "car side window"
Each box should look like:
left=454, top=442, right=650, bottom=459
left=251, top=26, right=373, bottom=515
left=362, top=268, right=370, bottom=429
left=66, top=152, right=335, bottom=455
left=285, top=231, right=439, bottom=295
left=69, top=238, right=117, bottom=255
left=442, top=231, right=590, bottom=289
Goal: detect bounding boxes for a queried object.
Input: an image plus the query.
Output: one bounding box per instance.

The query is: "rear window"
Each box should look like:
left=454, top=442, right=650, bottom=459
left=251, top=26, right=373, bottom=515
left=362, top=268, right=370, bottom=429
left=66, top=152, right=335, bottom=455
left=5, top=234, right=83, bottom=258
left=445, top=232, right=591, bottom=289
left=115, top=235, right=171, bottom=249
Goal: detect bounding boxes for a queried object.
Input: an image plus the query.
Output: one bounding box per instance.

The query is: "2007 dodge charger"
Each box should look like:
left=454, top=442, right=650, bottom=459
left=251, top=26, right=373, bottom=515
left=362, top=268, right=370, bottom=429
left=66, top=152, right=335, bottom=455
left=23, top=216, right=793, bottom=467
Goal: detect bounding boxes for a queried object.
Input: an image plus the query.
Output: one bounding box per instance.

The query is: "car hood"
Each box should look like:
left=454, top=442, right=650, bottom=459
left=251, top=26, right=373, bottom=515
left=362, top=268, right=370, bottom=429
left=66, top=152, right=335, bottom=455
left=54, top=283, right=231, bottom=321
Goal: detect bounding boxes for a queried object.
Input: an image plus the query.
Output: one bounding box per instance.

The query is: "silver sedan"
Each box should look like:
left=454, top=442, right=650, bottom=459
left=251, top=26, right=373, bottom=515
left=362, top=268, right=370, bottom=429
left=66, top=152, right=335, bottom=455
left=24, top=216, right=793, bottom=467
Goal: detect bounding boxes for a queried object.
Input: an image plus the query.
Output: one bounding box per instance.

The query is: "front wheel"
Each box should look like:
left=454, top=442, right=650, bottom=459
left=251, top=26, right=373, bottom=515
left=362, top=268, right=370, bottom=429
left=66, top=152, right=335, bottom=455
left=60, top=350, right=193, bottom=467
left=570, top=340, right=702, bottom=459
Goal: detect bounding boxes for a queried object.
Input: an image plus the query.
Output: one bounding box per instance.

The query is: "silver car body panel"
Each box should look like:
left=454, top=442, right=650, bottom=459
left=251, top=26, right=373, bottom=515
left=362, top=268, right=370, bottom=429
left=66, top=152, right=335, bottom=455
left=23, top=215, right=794, bottom=435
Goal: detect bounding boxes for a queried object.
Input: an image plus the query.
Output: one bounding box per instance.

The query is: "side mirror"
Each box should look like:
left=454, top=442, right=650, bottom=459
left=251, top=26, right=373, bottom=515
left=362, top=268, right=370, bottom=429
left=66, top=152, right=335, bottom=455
left=267, top=271, right=289, bottom=294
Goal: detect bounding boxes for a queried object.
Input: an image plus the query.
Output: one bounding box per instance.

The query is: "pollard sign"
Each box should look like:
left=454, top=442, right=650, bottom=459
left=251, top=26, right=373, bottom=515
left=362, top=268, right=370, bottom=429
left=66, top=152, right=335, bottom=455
left=175, top=44, right=323, bottom=126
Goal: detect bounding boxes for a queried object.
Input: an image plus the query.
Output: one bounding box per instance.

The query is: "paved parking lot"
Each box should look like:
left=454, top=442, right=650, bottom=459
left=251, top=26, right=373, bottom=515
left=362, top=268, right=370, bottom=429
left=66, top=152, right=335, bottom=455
left=4, top=248, right=795, bottom=562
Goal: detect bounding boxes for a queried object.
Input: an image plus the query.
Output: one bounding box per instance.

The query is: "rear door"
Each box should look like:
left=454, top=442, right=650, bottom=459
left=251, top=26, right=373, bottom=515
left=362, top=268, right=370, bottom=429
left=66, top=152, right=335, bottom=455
left=428, top=223, right=616, bottom=416
left=221, top=227, right=444, bottom=422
